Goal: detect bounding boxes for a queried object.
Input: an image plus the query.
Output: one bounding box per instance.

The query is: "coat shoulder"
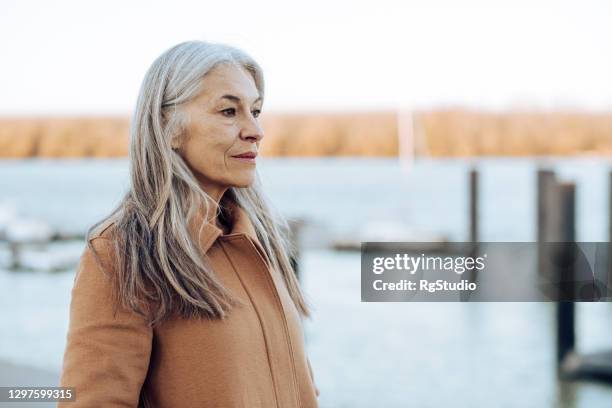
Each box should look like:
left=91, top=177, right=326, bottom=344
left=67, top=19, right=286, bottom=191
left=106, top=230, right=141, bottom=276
left=89, top=219, right=119, bottom=242
left=83, top=220, right=121, bottom=276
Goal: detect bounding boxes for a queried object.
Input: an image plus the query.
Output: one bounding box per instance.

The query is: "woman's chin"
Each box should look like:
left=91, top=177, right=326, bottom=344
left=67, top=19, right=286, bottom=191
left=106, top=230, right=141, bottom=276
left=229, top=175, right=255, bottom=188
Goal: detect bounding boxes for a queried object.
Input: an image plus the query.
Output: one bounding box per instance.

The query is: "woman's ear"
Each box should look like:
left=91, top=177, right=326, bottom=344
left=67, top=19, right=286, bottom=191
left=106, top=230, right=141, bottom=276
left=171, top=135, right=181, bottom=150
left=170, top=128, right=185, bottom=151
left=170, top=110, right=189, bottom=151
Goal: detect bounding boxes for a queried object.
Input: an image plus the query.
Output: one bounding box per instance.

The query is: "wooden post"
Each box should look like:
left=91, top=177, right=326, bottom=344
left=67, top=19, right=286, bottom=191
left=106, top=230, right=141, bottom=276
left=556, top=182, right=576, bottom=368
left=609, top=171, right=612, bottom=245
left=469, top=168, right=478, bottom=243
left=537, top=169, right=562, bottom=277
left=461, top=168, right=480, bottom=302
left=537, top=169, right=562, bottom=243
left=9, top=242, right=20, bottom=270
left=609, top=171, right=612, bottom=293
left=541, top=171, right=612, bottom=382
left=537, top=169, right=577, bottom=372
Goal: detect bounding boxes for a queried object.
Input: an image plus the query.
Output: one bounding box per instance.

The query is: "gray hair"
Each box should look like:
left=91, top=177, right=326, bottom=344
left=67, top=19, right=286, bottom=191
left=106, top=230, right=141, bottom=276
left=88, top=40, right=310, bottom=327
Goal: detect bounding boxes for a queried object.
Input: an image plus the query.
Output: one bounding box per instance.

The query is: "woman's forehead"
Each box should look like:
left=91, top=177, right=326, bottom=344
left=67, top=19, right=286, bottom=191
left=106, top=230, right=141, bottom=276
left=198, top=65, right=260, bottom=103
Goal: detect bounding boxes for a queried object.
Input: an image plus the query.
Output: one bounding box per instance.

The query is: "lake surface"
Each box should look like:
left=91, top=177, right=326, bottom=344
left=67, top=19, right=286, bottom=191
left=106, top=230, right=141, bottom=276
left=1, top=157, right=612, bottom=407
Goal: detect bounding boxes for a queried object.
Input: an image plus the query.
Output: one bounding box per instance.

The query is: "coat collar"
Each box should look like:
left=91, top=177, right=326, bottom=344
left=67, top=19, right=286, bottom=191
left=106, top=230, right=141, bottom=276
left=92, top=196, right=259, bottom=256
left=189, top=197, right=260, bottom=255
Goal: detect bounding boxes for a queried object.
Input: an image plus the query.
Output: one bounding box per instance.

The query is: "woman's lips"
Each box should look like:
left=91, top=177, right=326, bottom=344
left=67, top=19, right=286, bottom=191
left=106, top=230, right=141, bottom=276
left=231, top=156, right=256, bottom=164
left=231, top=155, right=256, bottom=164
left=231, top=152, right=257, bottom=164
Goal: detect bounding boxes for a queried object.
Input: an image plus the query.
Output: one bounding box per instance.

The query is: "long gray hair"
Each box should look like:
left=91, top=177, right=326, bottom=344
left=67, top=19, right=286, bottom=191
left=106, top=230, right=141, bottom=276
left=87, top=40, right=311, bottom=327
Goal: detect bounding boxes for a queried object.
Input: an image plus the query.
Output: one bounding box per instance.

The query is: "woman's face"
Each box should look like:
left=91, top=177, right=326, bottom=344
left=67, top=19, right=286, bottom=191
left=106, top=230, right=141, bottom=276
left=175, top=63, right=264, bottom=199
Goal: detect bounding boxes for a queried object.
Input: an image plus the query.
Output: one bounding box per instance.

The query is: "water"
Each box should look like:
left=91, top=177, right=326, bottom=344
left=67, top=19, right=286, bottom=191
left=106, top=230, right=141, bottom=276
left=1, top=157, right=612, bottom=407
left=2, top=156, right=612, bottom=241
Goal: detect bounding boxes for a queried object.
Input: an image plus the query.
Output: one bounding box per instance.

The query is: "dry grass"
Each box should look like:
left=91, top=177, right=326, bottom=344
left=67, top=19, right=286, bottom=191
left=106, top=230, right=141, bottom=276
left=258, top=111, right=398, bottom=156
left=419, top=109, right=612, bottom=157
left=0, top=116, right=129, bottom=158
left=0, top=110, right=611, bottom=158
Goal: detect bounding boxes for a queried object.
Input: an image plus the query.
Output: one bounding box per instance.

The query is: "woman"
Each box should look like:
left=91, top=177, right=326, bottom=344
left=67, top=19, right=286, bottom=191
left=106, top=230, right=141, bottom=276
left=59, top=40, right=320, bottom=408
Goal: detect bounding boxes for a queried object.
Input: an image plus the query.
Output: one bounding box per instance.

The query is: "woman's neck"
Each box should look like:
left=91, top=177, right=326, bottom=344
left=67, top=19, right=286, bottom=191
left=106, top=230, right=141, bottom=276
left=214, top=194, right=234, bottom=235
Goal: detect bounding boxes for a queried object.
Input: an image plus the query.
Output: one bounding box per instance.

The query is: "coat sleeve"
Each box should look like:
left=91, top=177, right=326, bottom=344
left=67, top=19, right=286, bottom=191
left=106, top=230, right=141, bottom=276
left=306, top=356, right=320, bottom=397
left=58, top=237, right=153, bottom=408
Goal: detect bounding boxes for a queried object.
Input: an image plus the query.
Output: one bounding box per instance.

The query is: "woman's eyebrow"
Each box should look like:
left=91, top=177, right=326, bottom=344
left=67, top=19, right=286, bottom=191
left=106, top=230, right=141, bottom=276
left=219, top=94, right=262, bottom=104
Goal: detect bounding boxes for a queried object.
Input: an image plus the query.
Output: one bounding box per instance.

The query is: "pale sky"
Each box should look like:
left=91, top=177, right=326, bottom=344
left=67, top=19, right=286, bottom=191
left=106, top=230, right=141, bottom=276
left=1, top=0, right=611, bottom=114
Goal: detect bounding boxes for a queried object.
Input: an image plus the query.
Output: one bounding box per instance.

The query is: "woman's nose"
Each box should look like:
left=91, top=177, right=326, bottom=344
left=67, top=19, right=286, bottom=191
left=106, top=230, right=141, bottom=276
left=239, top=118, right=264, bottom=142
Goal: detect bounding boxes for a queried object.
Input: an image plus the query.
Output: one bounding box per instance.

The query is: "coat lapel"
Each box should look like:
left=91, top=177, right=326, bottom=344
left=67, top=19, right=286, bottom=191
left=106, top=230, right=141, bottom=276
left=188, top=196, right=262, bottom=255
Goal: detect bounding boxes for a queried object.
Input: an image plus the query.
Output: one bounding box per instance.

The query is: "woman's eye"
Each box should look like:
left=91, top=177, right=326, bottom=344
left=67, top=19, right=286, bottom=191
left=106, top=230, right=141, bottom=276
left=221, top=108, right=236, bottom=117
left=252, top=109, right=261, bottom=118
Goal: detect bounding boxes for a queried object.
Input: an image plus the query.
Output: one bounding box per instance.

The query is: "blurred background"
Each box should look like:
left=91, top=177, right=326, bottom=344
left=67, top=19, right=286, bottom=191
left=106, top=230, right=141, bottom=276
left=1, top=0, right=612, bottom=407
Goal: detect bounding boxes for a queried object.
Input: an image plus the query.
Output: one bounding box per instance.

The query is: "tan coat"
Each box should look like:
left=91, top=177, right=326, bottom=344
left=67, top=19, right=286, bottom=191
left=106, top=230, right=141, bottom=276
left=59, top=199, right=319, bottom=407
